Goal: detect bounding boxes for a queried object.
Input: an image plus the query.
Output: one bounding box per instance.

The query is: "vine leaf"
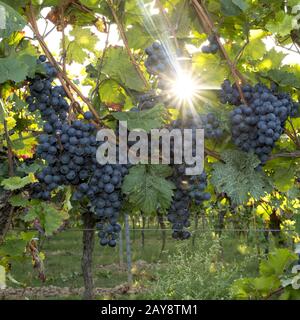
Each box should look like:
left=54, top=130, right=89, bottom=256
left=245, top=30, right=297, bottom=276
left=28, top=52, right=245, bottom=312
left=99, top=79, right=129, bottom=106
left=122, top=165, right=175, bottom=215
left=1, top=173, right=36, bottom=191
left=0, top=55, right=28, bottom=84
left=102, top=47, right=146, bottom=92
left=24, top=202, right=69, bottom=236
left=259, top=249, right=297, bottom=277
left=264, top=158, right=297, bottom=192
left=126, top=23, right=153, bottom=49
left=220, top=0, right=245, bottom=16
left=265, top=69, right=300, bottom=89
left=211, top=150, right=272, bottom=204
left=9, top=194, right=29, bottom=207
left=65, top=26, right=98, bottom=64
left=266, top=11, right=293, bottom=37
left=112, top=104, right=168, bottom=132
left=0, top=1, right=26, bottom=38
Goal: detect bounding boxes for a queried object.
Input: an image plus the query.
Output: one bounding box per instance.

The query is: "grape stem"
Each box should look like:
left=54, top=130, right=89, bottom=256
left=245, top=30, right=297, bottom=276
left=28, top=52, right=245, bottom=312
left=60, top=6, right=67, bottom=75
left=106, top=0, right=149, bottom=89
left=284, top=128, right=300, bottom=149
left=25, top=4, right=101, bottom=124
left=191, top=0, right=247, bottom=104
left=269, top=151, right=300, bottom=160
left=287, top=120, right=300, bottom=149
left=204, top=147, right=223, bottom=162
left=233, top=34, right=249, bottom=66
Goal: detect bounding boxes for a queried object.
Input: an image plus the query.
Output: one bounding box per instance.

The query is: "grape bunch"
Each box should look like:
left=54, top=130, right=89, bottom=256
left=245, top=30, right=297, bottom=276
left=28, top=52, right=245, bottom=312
left=199, top=113, right=224, bottom=140
left=188, top=171, right=211, bottom=205
left=220, top=80, right=299, bottom=163
left=86, top=164, right=129, bottom=247
left=171, top=111, right=224, bottom=141
left=27, top=56, right=130, bottom=248
left=137, top=91, right=160, bottom=110
left=167, top=117, right=211, bottom=240
left=145, top=42, right=172, bottom=75
left=167, top=164, right=210, bottom=240
left=202, top=35, right=219, bottom=54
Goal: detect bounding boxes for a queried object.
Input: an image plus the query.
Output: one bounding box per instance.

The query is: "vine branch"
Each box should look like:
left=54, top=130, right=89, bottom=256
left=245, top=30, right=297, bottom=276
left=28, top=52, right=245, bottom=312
left=288, top=120, right=300, bottom=149
left=284, top=128, right=300, bottom=148
left=106, top=0, right=149, bottom=89
left=269, top=151, right=300, bottom=160
left=26, top=4, right=101, bottom=123
left=191, top=0, right=247, bottom=104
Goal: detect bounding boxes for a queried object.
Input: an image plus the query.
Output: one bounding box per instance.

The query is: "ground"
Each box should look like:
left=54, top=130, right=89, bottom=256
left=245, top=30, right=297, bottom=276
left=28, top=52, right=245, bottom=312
left=1, top=227, right=264, bottom=300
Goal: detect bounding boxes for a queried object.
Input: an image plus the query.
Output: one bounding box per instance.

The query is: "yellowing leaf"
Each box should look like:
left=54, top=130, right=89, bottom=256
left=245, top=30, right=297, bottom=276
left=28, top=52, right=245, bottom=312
left=0, top=116, right=16, bottom=134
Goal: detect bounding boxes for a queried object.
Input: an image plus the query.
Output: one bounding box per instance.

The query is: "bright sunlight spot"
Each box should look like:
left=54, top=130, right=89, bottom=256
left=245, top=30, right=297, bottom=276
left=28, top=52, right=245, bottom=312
left=171, top=72, right=199, bottom=104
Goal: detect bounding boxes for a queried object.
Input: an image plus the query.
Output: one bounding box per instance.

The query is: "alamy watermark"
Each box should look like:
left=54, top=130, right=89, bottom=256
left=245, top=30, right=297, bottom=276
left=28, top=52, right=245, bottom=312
left=0, top=5, right=6, bottom=30
left=96, top=121, right=204, bottom=175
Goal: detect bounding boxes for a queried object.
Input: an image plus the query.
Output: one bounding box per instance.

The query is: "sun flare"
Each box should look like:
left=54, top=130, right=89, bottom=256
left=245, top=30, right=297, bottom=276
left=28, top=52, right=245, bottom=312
left=172, top=73, right=198, bottom=100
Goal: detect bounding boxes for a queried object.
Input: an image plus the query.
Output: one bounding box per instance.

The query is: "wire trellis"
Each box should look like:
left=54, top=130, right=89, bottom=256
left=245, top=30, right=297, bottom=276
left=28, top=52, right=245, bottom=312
left=12, top=227, right=296, bottom=233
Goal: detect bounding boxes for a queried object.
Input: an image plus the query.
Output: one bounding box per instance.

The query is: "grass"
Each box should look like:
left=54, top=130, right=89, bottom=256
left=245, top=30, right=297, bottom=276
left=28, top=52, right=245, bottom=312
left=5, top=227, right=270, bottom=299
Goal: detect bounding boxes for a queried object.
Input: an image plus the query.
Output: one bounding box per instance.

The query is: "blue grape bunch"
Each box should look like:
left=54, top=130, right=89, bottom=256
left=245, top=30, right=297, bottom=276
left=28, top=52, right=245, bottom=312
left=144, top=41, right=172, bottom=75
left=27, top=56, right=129, bottom=248
left=202, top=35, right=219, bottom=54
left=220, top=80, right=300, bottom=164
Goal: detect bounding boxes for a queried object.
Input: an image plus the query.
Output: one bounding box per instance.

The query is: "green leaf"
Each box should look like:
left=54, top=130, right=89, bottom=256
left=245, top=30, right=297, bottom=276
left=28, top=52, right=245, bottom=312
left=253, top=275, right=281, bottom=293
left=0, top=1, right=26, bottom=38
left=17, top=161, right=43, bottom=175
left=220, top=0, right=243, bottom=16
left=80, top=0, right=101, bottom=7
left=266, top=11, right=293, bottom=37
left=1, top=173, right=35, bottom=190
left=65, top=27, right=98, bottom=64
left=122, top=165, right=175, bottom=215
left=244, top=38, right=265, bottom=60
left=265, top=69, right=300, bottom=89
left=8, top=194, right=29, bottom=207
left=231, top=278, right=255, bottom=299
left=211, top=150, right=272, bottom=204
left=0, top=55, right=28, bottom=84
left=24, top=202, right=68, bottom=236
left=112, top=104, right=168, bottom=132
left=258, top=48, right=286, bottom=71
left=102, top=47, right=146, bottom=92
left=126, top=23, right=153, bottom=49
left=259, top=249, right=297, bottom=277
left=17, top=54, right=37, bottom=79
left=0, top=237, right=27, bottom=257
left=192, top=52, right=227, bottom=85
left=265, top=158, right=297, bottom=192
left=232, top=0, right=249, bottom=11
left=170, top=0, right=192, bottom=38
left=99, top=79, right=126, bottom=105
